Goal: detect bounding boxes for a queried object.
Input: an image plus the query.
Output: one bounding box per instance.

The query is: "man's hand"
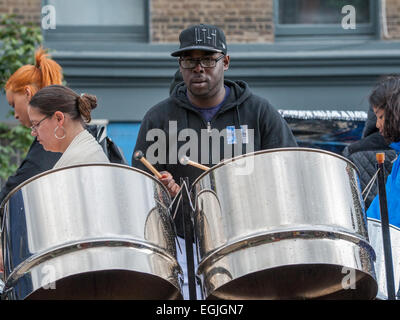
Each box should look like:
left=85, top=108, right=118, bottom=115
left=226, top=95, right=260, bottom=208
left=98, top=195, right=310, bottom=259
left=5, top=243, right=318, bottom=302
left=159, top=171, right=181, bottom=198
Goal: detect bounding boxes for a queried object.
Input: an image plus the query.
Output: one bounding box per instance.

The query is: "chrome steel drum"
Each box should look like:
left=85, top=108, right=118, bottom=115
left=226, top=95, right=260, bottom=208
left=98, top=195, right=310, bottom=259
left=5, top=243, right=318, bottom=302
left=0, top=164, right=183, bottom=300
left=0, top=275, right=3, bottom=296
left=192, top=148, right=378, bottom=299
left=367, top=218, right=400, bottom=300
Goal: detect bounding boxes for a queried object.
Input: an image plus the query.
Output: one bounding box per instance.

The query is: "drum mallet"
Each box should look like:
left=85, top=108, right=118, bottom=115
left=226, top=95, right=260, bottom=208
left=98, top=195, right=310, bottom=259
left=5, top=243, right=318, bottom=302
left=134, top=150, right=163, bottom=179
left=376, top=152, right=396, bottom=300
left=179, top=156, right=209, bottom=171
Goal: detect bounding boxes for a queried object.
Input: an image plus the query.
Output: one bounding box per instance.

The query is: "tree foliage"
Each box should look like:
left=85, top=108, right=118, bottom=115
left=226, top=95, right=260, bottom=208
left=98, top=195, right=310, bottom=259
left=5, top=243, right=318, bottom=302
left=0, top=14, right=42, bottom=181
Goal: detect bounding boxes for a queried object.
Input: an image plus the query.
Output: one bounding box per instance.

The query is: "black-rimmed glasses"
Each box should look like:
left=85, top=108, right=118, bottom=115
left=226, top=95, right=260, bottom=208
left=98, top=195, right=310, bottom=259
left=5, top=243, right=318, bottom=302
left=179, top=55, right=225, bottom=69
left=30, top=114, right=51, bottom=132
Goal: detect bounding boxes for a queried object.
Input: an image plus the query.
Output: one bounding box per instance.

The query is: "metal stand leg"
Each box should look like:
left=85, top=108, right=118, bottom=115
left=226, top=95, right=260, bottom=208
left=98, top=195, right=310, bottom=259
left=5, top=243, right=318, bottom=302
left=376, top=156, right=396, bottom=300
left=180, top=178, right=197, bottom=300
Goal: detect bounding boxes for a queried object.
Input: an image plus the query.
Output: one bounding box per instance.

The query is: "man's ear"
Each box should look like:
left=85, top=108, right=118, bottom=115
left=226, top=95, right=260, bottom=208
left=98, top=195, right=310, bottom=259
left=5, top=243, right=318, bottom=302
left=223, top=55, right=230, bottom=71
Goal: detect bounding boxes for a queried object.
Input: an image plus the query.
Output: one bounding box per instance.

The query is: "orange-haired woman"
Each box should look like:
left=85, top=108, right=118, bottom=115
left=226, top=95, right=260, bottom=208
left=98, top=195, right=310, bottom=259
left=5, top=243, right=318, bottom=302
left=0, top=48, right=64, bottom=272
left=0, top=48, right=63, bottom=204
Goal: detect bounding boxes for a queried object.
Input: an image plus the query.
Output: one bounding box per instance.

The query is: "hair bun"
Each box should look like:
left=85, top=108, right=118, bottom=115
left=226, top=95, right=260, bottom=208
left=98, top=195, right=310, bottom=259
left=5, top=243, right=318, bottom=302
left=80, top=93, right=97, bottom=110
left=78, top=93, right=98, bottom=122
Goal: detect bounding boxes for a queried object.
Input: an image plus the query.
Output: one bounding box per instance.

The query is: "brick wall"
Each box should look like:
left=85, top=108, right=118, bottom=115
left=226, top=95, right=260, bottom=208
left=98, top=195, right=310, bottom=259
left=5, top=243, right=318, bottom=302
left=1, top=0, right=399, bottom=42
left=151, top=0, right=274, bottom=43
left=0, top=0, right=41, bottom=25
left=385, top=0, right=400, bottom=40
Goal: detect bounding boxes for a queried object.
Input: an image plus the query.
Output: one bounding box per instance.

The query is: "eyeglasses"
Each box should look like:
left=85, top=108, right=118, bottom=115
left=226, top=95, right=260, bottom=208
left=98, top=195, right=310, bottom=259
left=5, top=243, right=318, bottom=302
left=30, top=114, right=51, bottom=133
left=179, top=55, right=225, bottom=69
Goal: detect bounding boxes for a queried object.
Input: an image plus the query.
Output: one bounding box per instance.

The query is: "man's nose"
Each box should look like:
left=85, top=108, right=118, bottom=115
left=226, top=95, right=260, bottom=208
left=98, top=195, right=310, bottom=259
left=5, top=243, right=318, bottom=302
left=192, top=61, right=204, bottom=72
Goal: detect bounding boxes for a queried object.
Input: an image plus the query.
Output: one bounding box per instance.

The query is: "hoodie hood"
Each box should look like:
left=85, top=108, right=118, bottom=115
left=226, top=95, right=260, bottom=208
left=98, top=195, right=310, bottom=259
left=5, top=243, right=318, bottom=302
left=362, top=105, right=378, bottom=138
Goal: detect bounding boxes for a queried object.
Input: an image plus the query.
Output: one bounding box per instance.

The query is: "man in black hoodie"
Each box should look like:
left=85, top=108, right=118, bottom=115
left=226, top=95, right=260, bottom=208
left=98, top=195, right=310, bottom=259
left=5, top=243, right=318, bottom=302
left=132, top=24, right=297, bottom=233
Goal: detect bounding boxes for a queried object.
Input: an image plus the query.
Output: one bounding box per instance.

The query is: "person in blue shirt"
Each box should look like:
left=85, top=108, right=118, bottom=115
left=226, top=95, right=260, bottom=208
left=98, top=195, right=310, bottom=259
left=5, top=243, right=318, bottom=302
left=367, top=75, right=400, bottom=228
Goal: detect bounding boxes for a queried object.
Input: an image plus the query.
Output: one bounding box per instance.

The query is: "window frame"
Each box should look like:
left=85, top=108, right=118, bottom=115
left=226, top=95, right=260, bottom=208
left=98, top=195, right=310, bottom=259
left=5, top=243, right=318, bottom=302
left=274, top=0, right=380, bottom=40
left=41, top=0, right=150, bottom=43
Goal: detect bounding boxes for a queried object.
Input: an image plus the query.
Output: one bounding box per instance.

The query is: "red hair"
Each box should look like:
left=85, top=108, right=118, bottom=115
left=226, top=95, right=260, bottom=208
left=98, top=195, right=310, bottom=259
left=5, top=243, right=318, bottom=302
left=5, top=47, right=63, bottom=95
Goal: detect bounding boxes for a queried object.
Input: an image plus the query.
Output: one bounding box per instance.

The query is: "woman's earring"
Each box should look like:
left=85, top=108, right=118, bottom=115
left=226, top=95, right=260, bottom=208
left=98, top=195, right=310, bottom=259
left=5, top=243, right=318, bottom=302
left=54, top=126, right=66, bottom=139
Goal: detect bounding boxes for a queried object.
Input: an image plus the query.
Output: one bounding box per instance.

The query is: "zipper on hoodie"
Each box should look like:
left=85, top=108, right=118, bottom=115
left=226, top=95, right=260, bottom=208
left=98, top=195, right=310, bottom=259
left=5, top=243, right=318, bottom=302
left=207, top=121, right=212, bottom=165
left=183, top=108, right=227, bottom=166
left=207, top=121, right=212, bottom=133
left=186, top=112, right=213, bottom=166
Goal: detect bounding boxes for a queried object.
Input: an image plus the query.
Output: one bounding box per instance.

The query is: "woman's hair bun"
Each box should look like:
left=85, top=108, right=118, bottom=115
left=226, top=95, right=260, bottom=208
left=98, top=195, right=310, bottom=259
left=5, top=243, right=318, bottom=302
left=78, top=93, right=98, bottom=122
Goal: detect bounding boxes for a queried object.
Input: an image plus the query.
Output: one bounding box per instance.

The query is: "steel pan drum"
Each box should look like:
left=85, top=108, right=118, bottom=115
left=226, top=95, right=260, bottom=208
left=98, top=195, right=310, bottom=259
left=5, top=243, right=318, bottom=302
left=0, top=164, right=183, bottom=300
left=0, top=275, right=3, bottom=296
left=193, top=148, right=378, bottom=299
left=367, top=218, right=400, bottom=300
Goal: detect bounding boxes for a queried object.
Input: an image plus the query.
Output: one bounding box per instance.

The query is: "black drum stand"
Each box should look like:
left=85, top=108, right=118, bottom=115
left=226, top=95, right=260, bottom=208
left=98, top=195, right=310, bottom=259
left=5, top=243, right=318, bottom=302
left=180, top=178, right=199, bottom=300
left=376, top=154, right=396, bottom=300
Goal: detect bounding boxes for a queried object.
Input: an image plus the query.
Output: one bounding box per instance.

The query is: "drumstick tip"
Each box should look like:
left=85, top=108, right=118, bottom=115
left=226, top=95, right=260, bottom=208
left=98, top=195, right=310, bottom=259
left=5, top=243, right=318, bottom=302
left=134, top=150, right=144, bottom=160
left=376, top=153, right=385, bottom=164
left=179, top=156, right=189, bottom=165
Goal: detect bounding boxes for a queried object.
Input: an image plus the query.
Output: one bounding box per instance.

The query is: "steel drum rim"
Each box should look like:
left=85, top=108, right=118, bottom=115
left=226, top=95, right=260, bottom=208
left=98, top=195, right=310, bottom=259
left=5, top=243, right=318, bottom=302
left=199, top=237, right=378, bottom=299
left=4, top=237, right=182, bottom=288
left=196, top=226, right=375, bottom=275
left=0, top=163, right=171, bottom=212
left=5, top=246, right=184, bottom=300
left=368, top=217, right=400, bottom=231
left=192, top=147, right=361, bottom=187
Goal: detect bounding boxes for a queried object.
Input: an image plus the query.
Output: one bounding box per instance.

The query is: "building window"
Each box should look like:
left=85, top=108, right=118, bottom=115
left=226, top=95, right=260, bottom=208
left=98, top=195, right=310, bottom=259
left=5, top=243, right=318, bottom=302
left=275, top=0, right=378, bottom=40
left=43, top=0, right=149, bottom=42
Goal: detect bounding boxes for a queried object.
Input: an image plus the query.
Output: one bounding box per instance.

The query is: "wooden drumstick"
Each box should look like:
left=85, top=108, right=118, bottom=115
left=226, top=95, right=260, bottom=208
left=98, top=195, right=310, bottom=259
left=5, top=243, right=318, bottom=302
left=134, top=150, right=163, bottom=179
left=179, top=156, right=209, bottom=171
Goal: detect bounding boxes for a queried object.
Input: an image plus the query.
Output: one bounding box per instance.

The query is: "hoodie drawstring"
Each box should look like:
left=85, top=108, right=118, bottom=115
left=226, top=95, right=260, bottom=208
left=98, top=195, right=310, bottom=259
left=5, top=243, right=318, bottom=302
left=234, top=105, right=241, bottom=130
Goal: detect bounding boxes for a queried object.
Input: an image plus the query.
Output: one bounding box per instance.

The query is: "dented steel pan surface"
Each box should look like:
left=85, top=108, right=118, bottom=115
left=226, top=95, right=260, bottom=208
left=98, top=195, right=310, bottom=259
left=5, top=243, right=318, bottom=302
left=0, top=164, right=183, bottom=300
left=192, top=148, right=378, bottom=300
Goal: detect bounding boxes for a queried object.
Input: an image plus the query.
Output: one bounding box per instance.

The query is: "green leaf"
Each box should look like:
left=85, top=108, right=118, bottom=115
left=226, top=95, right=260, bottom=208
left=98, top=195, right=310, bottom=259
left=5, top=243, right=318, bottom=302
left=0, top=14, right=42, bottom=181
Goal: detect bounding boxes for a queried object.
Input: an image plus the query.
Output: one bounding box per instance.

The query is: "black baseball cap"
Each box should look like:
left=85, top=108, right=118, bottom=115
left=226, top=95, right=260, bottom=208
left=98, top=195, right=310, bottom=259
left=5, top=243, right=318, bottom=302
left=171, top=24, right=227, bottom=57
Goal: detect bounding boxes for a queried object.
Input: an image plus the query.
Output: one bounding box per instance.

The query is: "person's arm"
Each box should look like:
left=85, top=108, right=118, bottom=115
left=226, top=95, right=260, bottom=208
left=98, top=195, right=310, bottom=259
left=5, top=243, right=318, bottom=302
left=260, top=101, right=298, bottom=150
left=132, top=111, right=182, bottom=197
left=0, top=158, right=43, bottom=205
left=132, top=113, right=167, bottom=174
left=0, top=140, right=61, bottom=205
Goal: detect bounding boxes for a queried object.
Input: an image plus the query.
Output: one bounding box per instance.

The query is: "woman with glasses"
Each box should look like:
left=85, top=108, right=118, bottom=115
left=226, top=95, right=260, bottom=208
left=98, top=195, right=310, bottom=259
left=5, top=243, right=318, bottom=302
left=1, top=48, right=63, bottom=205
left=367, top=75, right=400, bottom=228
left=28, top=85, right=109, bottom=168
